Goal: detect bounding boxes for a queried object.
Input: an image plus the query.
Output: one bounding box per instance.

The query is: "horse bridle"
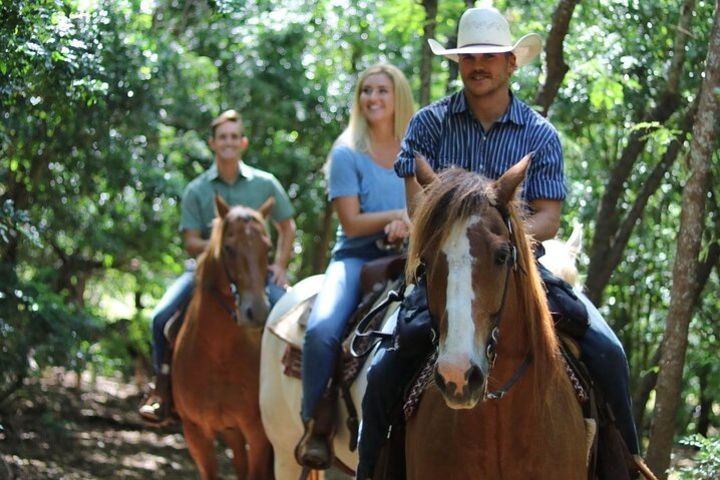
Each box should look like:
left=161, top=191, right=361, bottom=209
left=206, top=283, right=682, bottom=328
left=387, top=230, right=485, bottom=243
left=351, top=207, right=532, bottom=399
left=482, top=209, right=532, bottom=400
left=211, top=215, right=266, bottom=326
left=210, top=257, right=246, bottom=324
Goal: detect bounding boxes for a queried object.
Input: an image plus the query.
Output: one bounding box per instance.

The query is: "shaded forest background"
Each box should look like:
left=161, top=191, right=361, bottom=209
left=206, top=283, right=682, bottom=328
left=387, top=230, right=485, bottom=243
left=1, top=0, right=718, bottom=478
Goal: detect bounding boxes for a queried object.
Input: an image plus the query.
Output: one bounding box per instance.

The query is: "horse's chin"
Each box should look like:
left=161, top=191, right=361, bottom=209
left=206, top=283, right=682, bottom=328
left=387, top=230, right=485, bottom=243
left=442, top=396, right=481, bottom=410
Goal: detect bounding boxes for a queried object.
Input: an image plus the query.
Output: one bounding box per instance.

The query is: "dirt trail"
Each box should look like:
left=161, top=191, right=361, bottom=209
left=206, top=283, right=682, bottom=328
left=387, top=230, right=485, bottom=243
left=0, top=370, right=236, bottom=479
left=0, top=370, right=696, bottom=479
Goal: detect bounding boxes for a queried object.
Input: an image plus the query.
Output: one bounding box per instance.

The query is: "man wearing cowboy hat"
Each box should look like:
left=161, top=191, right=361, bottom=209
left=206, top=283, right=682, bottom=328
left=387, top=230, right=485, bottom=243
left=357, top=6, right=640, bottom=478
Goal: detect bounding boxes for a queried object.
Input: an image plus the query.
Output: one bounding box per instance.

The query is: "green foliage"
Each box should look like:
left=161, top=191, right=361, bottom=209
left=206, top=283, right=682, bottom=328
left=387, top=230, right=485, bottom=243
left=1, top=0, right=718, bottom=457
left=0, top=262, right=97, bottom=402
left=673, top=435, right=720, bottom=480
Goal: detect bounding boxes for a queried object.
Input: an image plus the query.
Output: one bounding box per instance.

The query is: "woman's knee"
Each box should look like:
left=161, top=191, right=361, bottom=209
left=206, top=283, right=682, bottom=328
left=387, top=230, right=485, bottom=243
left=304, top=319, right=342, bottom=352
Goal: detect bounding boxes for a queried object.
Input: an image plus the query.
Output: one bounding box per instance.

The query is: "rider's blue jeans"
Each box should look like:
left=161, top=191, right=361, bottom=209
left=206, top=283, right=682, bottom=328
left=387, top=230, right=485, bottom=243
left=300, top=243, right=388, bottom=421
left=580, top=292, right=639, bottom=455
left=356, top=283, right=640, bottom=479
left=150, top=267, right=286, bottom=374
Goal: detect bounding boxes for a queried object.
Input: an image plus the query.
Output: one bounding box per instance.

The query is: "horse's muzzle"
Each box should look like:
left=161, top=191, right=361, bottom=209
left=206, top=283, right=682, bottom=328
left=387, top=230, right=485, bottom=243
left=434, top=361, right=485, bottom=409
left=237, top=292, right=270, bottom=328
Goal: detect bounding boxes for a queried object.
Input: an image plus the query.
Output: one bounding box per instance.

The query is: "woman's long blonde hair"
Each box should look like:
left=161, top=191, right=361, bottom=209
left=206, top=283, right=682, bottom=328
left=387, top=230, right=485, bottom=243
left=335, top=64, right=415, bottom=155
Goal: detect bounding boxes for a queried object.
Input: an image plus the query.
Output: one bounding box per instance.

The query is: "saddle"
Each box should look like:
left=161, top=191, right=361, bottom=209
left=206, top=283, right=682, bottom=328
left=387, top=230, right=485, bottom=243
left=268, top=254, right=406, bottom=453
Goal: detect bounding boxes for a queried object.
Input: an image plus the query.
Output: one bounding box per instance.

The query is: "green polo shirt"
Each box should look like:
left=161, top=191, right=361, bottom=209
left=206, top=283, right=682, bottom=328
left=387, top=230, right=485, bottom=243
left=181, top=161, right=294, bottom=239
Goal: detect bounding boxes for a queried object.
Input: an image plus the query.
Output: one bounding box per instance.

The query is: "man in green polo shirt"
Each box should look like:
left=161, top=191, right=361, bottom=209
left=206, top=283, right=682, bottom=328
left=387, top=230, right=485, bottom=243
left=139, top=109, right=296, bottom=424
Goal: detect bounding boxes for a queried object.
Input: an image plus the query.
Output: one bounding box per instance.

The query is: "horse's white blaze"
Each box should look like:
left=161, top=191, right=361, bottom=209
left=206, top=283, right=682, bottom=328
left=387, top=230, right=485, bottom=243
left=437, top=216, right=486, bottom=395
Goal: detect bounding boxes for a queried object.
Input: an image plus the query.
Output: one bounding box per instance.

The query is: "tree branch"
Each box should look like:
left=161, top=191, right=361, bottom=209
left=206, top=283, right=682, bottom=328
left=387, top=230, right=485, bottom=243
left=533, top=0, right=581, bottom=115
left=586, top=0, right=695, bottom=302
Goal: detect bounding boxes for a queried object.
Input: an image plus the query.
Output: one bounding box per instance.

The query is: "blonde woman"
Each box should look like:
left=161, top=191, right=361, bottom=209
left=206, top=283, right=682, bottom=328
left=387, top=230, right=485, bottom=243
left=295, top=64, right=415, bottom=469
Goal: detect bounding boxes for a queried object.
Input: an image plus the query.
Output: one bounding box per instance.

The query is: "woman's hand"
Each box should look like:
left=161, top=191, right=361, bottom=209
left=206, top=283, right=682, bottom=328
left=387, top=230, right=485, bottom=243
left=384, top=218, right=411, bottom=243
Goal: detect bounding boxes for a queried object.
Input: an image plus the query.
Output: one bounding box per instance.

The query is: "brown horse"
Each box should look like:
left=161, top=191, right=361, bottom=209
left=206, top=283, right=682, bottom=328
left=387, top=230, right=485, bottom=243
left=172, top=195, right=275, bottom=480
left=404, top=156, right=587, bottom=479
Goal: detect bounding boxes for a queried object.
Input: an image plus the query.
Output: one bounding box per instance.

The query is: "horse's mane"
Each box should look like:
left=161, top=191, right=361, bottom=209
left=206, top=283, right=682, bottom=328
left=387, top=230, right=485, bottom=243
left=407, top=168, right=565, bottom=406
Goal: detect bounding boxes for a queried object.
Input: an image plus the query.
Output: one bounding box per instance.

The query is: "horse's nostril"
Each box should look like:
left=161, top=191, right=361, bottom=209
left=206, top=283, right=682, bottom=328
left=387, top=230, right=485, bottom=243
left=245, top=307, right=254, bottom=322
left=467, top=362, right=484, bottom=386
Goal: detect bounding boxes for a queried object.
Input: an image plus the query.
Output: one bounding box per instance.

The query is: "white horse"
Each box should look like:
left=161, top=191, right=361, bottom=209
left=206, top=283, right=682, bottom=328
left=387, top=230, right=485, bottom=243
left=540, top=223, right=583, bottom=287
left=259, top=275, right=402, bottom=479
left=259, top=226, right=584, bottom=479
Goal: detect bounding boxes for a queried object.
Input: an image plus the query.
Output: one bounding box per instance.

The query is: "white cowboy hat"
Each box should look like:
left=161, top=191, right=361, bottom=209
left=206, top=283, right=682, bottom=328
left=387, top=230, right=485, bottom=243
left=428, top=7, right=542, bottom=67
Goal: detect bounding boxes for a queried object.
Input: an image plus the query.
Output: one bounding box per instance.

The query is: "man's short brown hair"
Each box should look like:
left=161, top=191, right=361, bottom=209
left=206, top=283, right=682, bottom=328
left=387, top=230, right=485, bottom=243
left=211, top=109, right=243, bottom=137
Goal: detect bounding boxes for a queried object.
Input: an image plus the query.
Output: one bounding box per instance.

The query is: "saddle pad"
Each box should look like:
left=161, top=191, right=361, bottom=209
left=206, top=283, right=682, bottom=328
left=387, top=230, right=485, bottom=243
left=267, top=294, right=316, bottom=349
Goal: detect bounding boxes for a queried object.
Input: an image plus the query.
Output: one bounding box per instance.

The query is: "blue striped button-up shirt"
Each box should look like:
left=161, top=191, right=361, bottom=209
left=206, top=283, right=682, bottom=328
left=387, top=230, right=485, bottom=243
left=395, top=91, right=566, bottom=202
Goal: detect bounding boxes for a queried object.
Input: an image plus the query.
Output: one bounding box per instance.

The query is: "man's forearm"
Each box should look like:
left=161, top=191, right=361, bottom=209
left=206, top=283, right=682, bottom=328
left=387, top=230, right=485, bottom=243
left=404, top=176, right=424, bottom=219
left=273, top=219, right=296, bottom=268
left=184, top=234, right=209, bottom=257
left=525, top=211, right=560, bottom=242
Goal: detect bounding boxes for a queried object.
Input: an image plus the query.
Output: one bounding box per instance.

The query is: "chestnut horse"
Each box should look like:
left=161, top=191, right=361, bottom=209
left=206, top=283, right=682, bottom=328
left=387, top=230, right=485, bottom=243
left=172, top=195, right=274, bottom=480
left=404, top=156, right=587, bottom=479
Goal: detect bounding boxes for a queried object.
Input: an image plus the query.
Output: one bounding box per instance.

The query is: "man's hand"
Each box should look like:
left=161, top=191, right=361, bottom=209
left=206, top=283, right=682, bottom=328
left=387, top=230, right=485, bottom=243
left=268, top=263, right=288, bottom=287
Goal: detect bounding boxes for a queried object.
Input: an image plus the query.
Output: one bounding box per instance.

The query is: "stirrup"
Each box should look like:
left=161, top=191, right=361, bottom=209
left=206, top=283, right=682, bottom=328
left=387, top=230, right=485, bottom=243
left=294, top=420, right=333, bottom=470
left=138, top=390, right=173, bottom=426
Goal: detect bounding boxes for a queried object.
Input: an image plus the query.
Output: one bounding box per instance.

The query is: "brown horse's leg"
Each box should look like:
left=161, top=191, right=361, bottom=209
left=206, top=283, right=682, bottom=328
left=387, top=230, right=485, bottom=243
left=242, top=422, right=274, bottom=480
left=220, top=428, right=248, bottom=479
left=183, top=420, right=218, bottom=480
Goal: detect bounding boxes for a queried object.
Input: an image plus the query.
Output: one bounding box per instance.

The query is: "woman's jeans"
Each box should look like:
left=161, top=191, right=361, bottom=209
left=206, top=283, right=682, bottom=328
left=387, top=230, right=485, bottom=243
left=150, top=267, right=286, bottom=374
left=300, top=243, right=389, bottom=421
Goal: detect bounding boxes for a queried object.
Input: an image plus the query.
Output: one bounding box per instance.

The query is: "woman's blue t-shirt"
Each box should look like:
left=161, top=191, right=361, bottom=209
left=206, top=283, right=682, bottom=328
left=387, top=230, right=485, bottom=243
left=328, top=145, right=406, bottom=256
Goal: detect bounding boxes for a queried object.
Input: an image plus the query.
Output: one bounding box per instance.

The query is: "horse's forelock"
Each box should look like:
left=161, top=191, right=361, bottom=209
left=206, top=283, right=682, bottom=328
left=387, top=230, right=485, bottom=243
left=407, top=169, right=494, bottom=281
left=197, top=206, right=261, bottom=280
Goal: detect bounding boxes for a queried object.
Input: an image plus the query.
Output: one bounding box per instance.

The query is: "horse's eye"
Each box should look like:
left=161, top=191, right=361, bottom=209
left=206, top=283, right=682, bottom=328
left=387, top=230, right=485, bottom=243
left=495, top=246, right=510, bottom=265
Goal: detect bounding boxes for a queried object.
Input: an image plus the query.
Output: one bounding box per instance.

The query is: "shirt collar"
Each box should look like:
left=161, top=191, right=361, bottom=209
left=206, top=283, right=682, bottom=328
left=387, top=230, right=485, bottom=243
left=496, top=94, right=525, bottom=126
left=208, top=161, right=253, bottom=183
left=450, top=90, right=525, bottom=126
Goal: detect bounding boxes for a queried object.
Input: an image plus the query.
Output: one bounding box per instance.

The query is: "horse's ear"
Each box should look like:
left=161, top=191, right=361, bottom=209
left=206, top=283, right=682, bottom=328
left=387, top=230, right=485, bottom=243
left=415, top=153, right=438, bottom=187
left=258, top=196, right=275, bottom=219
left=495, top=154, right=530, bottom=205
left=567, top=223, right=583, bottom=259
left=215, top=194, right=230, bottom=219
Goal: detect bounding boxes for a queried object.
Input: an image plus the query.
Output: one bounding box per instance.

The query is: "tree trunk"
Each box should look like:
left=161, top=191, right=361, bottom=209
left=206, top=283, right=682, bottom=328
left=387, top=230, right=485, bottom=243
left=311, top=198, right=334, bottom=275
left=586, top=0, right=695, bottom=304
left=646, top=3, right=720, bottom=475
left=695, top=364, right=712, bottom=436
left=533, top=0, right=581, bottom=115
left=633, top=346, right=661, bottom=432
left=444, top=0, right=474, bottom=95
left=419, top=0, right=438, bottom=106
